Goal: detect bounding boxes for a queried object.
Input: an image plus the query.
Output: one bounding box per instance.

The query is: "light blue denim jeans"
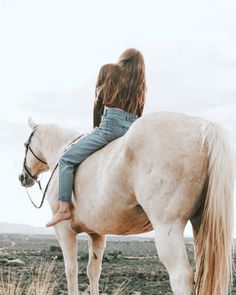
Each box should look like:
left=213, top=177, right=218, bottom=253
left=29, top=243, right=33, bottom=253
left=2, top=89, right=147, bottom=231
left=58, top=107, right=138, bottom=202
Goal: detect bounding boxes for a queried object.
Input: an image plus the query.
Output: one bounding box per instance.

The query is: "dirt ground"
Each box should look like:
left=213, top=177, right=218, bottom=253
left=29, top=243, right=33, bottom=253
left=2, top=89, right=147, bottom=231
left=0, top=234, right=235, bottom=294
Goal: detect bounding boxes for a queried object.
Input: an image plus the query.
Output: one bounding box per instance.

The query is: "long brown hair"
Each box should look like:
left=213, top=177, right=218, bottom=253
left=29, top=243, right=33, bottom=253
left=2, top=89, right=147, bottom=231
left=96, top=49, right=146, bottom=114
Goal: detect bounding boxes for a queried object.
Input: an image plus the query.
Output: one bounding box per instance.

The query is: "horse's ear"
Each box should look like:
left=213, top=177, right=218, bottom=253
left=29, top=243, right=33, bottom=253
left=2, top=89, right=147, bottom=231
left=28, top=117, right=38, bottom=130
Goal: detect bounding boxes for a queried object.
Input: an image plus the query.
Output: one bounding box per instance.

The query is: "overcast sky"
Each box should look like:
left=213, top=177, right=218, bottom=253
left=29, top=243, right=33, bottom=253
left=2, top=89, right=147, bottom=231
left=0, top=0, right=235, bottom=237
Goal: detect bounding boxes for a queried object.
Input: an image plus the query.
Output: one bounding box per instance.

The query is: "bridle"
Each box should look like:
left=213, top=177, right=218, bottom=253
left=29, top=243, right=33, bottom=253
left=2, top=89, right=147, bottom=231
left=22, top=128, right=49, bottom=208
left=22, top=128, right=84, bottom=209
left=23, top=129, right=47, bottom=181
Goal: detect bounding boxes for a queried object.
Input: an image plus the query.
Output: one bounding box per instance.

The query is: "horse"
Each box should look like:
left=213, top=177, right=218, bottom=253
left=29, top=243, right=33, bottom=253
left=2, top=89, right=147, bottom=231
left=18, top=112, right=234, bottom=295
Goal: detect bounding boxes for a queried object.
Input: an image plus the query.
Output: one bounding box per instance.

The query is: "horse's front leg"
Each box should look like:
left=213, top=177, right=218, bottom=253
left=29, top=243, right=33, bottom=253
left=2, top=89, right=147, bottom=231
left=87, top=233, right=106, bottom=295
left=55, top=224, right=79, bottom=295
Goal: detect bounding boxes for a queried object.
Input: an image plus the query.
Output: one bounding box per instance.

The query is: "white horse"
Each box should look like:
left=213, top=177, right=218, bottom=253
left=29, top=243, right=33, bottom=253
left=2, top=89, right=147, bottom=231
left=19, top=112, right=234, bottom=295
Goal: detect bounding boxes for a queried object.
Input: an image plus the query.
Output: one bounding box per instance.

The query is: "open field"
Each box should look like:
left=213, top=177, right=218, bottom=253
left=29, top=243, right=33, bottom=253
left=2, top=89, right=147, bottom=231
left=0, top=234, right=235, bottom=294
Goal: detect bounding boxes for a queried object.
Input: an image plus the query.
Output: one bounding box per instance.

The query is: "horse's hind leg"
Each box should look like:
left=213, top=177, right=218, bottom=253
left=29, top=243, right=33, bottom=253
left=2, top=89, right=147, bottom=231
left=55, top=225, right=79, bottom=295
left=154, top=223, right=193, bottom=295
left=87, top=233, right=106, bottom=295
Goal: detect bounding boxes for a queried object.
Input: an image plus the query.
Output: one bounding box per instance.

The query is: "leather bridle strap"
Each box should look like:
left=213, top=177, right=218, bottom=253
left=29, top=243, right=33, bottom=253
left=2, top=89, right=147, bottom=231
left=26, top=163, right=58, bottom=209
left=23, top=129, right=46, bottom=180
left=28, top=146, right=47, bottom=165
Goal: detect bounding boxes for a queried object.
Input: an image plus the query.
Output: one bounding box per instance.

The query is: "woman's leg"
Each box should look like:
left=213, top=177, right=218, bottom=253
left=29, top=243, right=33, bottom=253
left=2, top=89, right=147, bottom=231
left=58, top=129, right=110, bottom=202
left=46, top=127, right=112, bottom=227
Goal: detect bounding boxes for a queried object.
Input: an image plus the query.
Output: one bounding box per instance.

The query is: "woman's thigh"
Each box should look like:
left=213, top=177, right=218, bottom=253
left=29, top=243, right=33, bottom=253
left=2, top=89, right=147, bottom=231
left=60, top=116, right=136, bottom=166
left=60, top=128, right=110, bottom=166
left=105, top=121, right=129, bottom=141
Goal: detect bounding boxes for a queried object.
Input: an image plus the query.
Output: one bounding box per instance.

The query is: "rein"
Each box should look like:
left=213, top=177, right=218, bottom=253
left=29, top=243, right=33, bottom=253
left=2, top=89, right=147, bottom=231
left=26, top=164, right=58, bottom=209
left=24, top=131, right=84, bottom=209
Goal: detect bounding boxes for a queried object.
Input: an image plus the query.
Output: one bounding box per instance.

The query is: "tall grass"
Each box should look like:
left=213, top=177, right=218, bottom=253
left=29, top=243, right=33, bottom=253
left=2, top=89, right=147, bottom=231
left=0, top=262, right=57, bottom=295
left=0, top=262, right=134, bottom=294
left=111, top=279, right=131, bottom=295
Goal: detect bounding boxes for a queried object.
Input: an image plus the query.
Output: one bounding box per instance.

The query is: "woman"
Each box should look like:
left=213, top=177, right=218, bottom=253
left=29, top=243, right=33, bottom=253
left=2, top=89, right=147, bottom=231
left=46, top=48, right=146, bottom=227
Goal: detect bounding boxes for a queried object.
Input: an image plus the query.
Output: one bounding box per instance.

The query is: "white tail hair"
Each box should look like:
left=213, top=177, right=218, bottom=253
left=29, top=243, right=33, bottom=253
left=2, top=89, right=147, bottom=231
left=195, top=122, right=234, bottom=294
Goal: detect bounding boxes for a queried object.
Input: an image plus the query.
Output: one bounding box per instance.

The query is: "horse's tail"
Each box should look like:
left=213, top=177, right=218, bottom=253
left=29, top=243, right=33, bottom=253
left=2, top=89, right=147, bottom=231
left=194, top=122, right=234, bottom=295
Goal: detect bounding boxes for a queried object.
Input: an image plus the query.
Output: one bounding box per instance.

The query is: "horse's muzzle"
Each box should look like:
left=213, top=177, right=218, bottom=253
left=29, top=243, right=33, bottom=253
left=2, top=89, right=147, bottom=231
left=18, top=171, right=35, bottom=187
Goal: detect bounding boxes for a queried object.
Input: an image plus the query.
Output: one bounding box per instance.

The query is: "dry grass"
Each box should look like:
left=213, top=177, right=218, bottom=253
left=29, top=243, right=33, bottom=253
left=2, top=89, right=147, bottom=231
left=0, top=262, right=57, bottom=295
left=111, top=280, right=131, bottom=295
left=81, top=279, right=131, bottom=294
left=0, top=263, right=131, bottom=295
left=0, top=271, right=22, bottom=295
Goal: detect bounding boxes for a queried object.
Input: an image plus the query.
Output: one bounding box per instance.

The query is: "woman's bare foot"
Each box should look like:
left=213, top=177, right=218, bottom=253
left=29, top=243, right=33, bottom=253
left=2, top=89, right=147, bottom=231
left=46, top=202, right=72, bottom=227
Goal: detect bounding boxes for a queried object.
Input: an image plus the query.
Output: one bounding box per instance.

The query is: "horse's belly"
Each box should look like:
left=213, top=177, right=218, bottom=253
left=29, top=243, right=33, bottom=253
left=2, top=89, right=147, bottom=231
left=105, top=205, right=153, bottom=235
left=72, top=203, right=153, bottom=235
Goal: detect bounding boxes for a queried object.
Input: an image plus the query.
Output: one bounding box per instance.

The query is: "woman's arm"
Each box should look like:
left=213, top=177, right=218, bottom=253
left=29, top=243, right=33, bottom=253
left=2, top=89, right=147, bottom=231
left=136, top=103, right=144, bottom=118
left=93, top=94, right=104, bottom=128
left=93, top=64, right=111, bottom=128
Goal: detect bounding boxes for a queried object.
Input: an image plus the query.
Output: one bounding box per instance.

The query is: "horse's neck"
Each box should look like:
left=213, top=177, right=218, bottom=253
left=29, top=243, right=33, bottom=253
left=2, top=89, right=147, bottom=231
left=40, top=125, right=81, bottom=169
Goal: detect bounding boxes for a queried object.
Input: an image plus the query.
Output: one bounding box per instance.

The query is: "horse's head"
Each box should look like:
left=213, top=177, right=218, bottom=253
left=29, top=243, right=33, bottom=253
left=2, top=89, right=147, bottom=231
left=19, top=118, right=49, bottom=187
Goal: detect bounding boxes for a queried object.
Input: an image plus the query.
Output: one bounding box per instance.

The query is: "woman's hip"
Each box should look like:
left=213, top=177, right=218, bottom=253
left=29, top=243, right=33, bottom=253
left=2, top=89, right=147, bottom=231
left=102, top=106, right=137, bottom=125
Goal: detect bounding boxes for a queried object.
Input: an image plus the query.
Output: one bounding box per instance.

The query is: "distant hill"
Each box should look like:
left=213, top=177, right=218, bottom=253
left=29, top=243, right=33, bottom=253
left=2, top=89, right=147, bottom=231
left=0, top=222, right=156, bottom=240
left=0, top=222, right=53, bottom=235
left=0, top=222, right=196, bottom=243
left=0, top=222, right=153, bottom=240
